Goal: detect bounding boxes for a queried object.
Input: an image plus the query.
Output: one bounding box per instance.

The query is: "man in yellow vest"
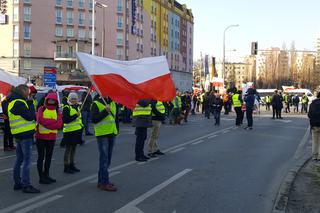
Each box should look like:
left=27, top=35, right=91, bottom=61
left=232, top=90, right=243, bottom=127
left=148, top=100, right=166, bottom=158
left=133, top=99, right=152, bottom=162
left=8, top=84, right=40, bottom=193
left=265, top=95, right=271, bottom=111
left=170, top=93, right=182, bottom=125
left=91, top=95, right=118, bottom=192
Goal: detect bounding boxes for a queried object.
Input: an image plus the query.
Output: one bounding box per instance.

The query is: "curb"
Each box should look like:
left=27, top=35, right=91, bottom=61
left=272, top=127, right=311, bottom=213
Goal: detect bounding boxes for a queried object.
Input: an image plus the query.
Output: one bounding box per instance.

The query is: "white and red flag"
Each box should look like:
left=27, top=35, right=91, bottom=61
left=76, top=52, right=176, bottom=109
left=0, top=68, right=27, bottom=96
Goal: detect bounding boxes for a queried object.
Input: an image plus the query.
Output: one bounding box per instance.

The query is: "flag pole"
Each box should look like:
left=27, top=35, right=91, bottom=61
left=79, top=87, right=92, bottom=111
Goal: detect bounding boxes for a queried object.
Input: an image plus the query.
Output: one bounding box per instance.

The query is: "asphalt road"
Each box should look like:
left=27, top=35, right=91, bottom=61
left=0, top=112, right=309, bottom=213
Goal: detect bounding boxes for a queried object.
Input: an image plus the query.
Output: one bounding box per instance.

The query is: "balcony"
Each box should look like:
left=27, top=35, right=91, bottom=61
left=54, top=52, right=77, bottom=61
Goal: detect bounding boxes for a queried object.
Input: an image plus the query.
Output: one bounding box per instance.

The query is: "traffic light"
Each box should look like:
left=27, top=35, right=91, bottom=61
left=251, top=42, right=258, bottom=55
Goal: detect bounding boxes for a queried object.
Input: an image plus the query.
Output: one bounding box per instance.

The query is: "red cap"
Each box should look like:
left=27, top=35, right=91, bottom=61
left=29, top=86, right=38, bottom=94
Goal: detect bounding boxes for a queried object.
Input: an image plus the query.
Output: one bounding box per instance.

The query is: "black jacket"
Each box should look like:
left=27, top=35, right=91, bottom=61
left=151, top=101, right=165, bottom=121
left=308, top=99, right=320, bottom=127
left=8, top=91, right=35, bottom=139
left=212, top=98, right=223, bottom=111
left=132, top=100, right=152, bottom=128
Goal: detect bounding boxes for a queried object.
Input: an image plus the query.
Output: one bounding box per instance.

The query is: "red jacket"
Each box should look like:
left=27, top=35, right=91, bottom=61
left=35, top=92, right=63, bottom=141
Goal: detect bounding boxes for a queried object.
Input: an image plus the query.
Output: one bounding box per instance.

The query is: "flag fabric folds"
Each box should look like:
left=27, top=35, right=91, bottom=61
left=77, top=52, right=176, bottom=109
left=0, top=68, right=27, bottom=96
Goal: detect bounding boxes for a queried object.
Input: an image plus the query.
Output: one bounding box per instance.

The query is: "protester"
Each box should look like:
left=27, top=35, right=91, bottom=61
left=203, top=92, right=212, bottom=119
left=183, top=92, right=192, bottom=122
left=308, top=92, right=320, bottom=161
left=232, top=90, right=243, bottom=127
left=244, top=89, right=255, bottom=130
left=301, top=94, right=309, bottom=114
left=212, top=93, right=223, bottom=126
left=148, top=100, right=166, bottom=158
left=271, top=90, right=283, bottom=119
left=265, top=95, right=271, bottom=111
left=170, top=93, right=182, bottom=125
left=293, top=94, right=300, bottom=113
left=62, top=92, right=83, bottom=174
left=8, top=84, right=40, bottom=193
left=133, top=99, right=152, bottom=162
left=284, top=93, right=290, bottom=113
left=81, top=91, right=93, bottom=136
left=191, top=92, right=198, bottom=115
left=91, top=95, right=118, bottom=191
left=29, top=86, right=38, bottom=111
left=1, top=95, right=15, bottom=151
left=36, top=92, right=62, bottom=184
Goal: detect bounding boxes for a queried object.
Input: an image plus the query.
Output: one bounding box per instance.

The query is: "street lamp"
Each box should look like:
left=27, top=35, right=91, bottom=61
left=222, top=24, right=239, bottom=81
left=92, top=1, right=108, bottom=56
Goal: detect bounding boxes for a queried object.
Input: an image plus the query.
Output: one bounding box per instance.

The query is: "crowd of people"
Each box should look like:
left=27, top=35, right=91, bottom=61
left=1, top=83, right=320, bottom=195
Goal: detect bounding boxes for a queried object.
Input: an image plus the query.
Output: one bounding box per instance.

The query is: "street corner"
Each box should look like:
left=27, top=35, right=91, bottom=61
left=286, top=159, right=320, bottom=213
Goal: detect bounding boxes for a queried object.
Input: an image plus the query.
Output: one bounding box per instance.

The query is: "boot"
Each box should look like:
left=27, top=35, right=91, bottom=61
left=70, top=164, right=80, bottom=172
left=44, top=172, right=56, bottom=183
left=64, top=165, right=74, bottom=174
left=39, top=173, right=51, bottom=184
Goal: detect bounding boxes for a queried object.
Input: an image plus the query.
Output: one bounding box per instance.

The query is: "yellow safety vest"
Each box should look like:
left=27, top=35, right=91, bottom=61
left=33, top=99, right=38, bottom=110
left=132, top=104, right=152, bottom=117
left=152, top=101, right=166, bottom=116
left=8, top=99, right=36, bottom=135
left=63, top=105, right=83, bottom=133
left=232, top=94, right=241, bottom=107
left=93, top=101, right=118, bottom=137
left=172, top=96, right=182, bottom=109
left=38, top=108, right=58, bottom=134
left=266, top=96, right=271, bottom=103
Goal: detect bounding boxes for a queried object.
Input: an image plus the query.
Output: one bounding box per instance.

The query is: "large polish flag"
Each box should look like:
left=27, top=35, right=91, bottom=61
left=77, top=52, right=176, bottom=109
left=0, top=68, right=27, bottom=96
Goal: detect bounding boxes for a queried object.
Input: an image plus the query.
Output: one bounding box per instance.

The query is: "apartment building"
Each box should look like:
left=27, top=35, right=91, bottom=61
left=0, top=0, right=193, bottom=91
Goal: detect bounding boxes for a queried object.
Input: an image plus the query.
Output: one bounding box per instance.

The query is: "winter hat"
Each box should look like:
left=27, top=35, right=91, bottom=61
left=29, top=86, right=37, bottom=94
left=68, top=92, right=78, bottom=102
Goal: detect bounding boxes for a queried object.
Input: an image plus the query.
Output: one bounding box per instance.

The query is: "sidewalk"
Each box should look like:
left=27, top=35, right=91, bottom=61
left=286, top=159, right=320, bottom=213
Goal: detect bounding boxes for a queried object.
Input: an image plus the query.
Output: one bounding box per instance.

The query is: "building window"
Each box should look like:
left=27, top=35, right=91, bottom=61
left=116, top=48, right=123, bottom=60
left=55, top=26, right=63, bottom=36
left=56, top=9, right=62, bottom=24
left=67, top=11, right=73, bottom=25
left=24, top=43, right=31, bottom=57
left=56, top=0, right=62, bottom=6
left=116, top=32, right=123, bottom=45
left=89, top=29, right=95, bottom=38
left=117, top=16, right=123, bottom=28
left=24, top=25, right=31, bottom=39
left=67, top=28, right=74, bottom=37
left=67, top=0, right=73, bottom=8
left=23, top=6, right=31, bottom=23
left=78, top=29, right=86, bottom=39
left=117, top=0, right=123, bottom=11
left=79, top=12, right=85, bottom=25
left=13, top=42, right=19, bottom=57
left=13, top=7, right=19, bottom=22
left=23, top=60, right=31, bottom=70
left=89, top=12, right=92, bottom=26
left=24, top=0, right=31, bottom=3
left=79, top=0, right=85, bottom=8
left=56, top=45, right=62, bottom=55
left=13, top=25, right=19, bottom=39
left=89, top=0, right=93, bottom=9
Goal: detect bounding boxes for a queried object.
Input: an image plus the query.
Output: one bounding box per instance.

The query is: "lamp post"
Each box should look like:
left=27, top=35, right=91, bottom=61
left=92, top=1, right=108, bottom=56
left=222, top=24, right=239, bottom=81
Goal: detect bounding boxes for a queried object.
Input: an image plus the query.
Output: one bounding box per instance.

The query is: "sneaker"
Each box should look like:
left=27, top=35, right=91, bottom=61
left=39, top=177, right=51, bottom=184
left=148, top=153, right=157, bottom=158
left=101, top=184, right=117, bottom=192
left=64, top=166, right=75, bottom=174
left=143, top=155, right=150, bottom=160
left=154, top=150, right=165, bottom=155
left=135, top=157, right=147, bottom=162
left=13, top=184, right=23, bottom=191
left=46, top=176, right=56, bottom=183
left=22, top=185, right=40, bottom=194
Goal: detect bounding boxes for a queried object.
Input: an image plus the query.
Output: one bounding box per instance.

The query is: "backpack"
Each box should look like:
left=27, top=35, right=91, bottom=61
left=309, top=100, right=320, bottom=127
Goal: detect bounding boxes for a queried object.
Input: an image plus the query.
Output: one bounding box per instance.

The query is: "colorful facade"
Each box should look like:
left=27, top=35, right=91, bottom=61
left=0, top=0, right=193, bottom=91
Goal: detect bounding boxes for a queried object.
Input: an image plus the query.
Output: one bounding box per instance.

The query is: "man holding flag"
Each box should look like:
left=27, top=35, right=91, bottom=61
left=91, top=95, right=118, bottom=192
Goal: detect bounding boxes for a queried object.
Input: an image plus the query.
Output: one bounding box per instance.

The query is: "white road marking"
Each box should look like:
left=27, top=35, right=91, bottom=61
left=14, top=195, right=63, bottom=213
left=0, top=162, right=37, bottom=174
left=113, top=169, right=192, bottom=213
left=88, top=171, right=122, bottom=183
left=191, top=140, right=205, bottom=145
left=222, top=130, right=230, bottom=134
left=207, top=135, right=217, bottom=139
left=137, top=162, right=146, bottom=165
left=169, top=147, right=185, bottom=153
left=148, top=157, right=159, bottom=162
left=163, top=126, right=233, bottom=153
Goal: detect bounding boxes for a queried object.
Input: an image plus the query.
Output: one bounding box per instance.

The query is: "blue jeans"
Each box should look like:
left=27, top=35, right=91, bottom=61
left=82, top=111, right=91, bottom=133
left=97, top=136, right=115, bottom=184
left=14, top=138, right=34, bottom=187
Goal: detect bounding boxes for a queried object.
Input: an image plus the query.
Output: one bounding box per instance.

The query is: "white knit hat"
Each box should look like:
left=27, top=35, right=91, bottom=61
left=68, top=92, right=78, bottom=103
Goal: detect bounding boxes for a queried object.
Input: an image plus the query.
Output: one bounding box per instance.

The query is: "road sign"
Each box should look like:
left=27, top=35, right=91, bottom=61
left=43, top=66, right=57, bottom=88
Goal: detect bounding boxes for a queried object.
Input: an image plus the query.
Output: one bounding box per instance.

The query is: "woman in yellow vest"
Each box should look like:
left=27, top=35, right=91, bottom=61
left=62, top=92, right=83, bottom=174
left=35, top=92, right=62, bottom=184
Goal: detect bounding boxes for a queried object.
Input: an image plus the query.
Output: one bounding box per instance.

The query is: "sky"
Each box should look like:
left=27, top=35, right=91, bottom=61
left=178, top=0, right=320, bottom=62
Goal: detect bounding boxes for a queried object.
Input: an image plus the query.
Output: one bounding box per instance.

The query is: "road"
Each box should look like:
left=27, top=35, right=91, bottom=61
left=0, top=112, right=309, bottom=213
